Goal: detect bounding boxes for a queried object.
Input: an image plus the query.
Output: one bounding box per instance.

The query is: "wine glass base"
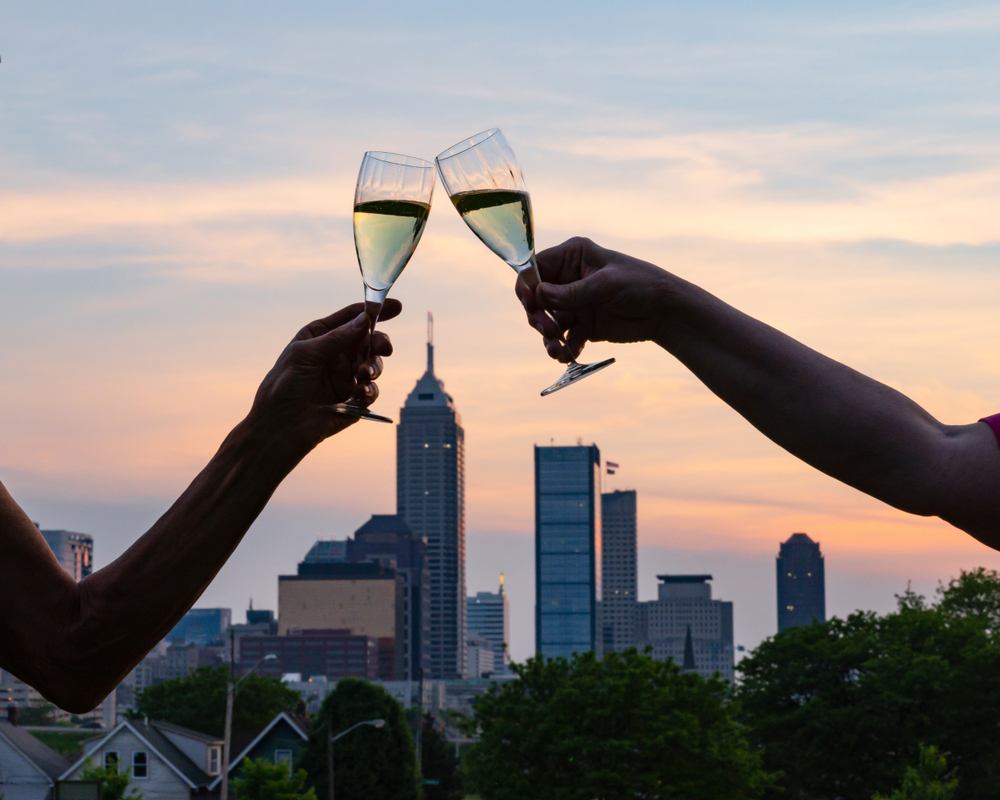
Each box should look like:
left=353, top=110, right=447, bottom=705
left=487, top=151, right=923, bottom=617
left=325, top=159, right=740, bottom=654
left=540, top=357, right=616, bottom=397
left=328, top=402, right=393, bottom=424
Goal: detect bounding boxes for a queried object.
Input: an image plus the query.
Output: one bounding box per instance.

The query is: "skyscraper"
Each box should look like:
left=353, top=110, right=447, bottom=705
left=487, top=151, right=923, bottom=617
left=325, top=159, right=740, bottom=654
left=39, top=528, right=93, bottom=581
left=397, top=315, right=466, bottom=679
left=636, top=575, right=734, bottom=682
left=601, top=489, right=637, bottom=653
left=777, top=533, right=826, bottom=632
left=535, top=444, right=602, bottom=660
left=467, top=575, right=510, bottom=675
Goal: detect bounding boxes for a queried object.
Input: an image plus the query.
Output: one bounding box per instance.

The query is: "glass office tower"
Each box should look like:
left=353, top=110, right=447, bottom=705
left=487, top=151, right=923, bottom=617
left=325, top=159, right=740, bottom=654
left=535, top=444, right=602, bottom=659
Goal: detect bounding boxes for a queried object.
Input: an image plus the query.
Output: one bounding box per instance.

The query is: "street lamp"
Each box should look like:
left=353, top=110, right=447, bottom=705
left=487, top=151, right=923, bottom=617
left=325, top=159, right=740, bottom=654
left=326, top=719, right=385, bottom=800
left=220, top=654, right=277, bottom=800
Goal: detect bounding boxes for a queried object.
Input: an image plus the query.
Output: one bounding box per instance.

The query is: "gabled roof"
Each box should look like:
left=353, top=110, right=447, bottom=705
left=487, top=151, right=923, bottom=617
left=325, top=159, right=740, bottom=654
left=59, top=720, right=212, bottom=789
left=0, top=720, right=71, bottom=782
left=151, top=719, right=223, bottom=745
left=208, top=712, right=309, bottom=790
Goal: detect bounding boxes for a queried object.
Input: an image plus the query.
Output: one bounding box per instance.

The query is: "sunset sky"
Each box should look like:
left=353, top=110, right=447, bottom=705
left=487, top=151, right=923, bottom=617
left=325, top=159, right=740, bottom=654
left=2, top=2, right=1000, bottom=662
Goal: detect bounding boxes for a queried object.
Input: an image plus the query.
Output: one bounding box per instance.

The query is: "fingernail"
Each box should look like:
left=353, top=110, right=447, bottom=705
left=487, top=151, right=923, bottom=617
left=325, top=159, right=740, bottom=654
left=351, top=312, right=367, bottom=329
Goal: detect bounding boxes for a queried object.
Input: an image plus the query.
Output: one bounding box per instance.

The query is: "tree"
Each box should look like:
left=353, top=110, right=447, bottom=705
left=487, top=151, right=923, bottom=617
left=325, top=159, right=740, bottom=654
left=16, top=703, right=57, bottom=726
left=872, top=745, right=958, bottom=800
left=738, top=570, right=1000, bottom=800
left=79, top=758, right=142, bottom=800
left=232, top=758, right=317, bottom=800
left=297, top=678, right=418, bottom=800
left=462, top=649, right=773, bottom=800
left=130, top=666, right=300, bottom=738
left=420, top=713, right=462, bottom=800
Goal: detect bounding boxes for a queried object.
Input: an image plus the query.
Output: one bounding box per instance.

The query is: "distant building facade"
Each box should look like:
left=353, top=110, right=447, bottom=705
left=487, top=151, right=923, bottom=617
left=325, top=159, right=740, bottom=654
left=601, top=490, right=637, bottom=653
left=241, top=630, right=382, bottom=681
left=777, top=533, right=826, bottom=632
left=397, top=317, right=466, bottom=679
left=535, top=444, right=602, bottom=660
left=464, top=639, right=496, bottom=679
left=278, top=561, right=405, bottom=680
left=39, top=528, right=93, bottom=582
left=636, top=575, right=734, bottom=682
left=166, top=608, right=232, bottom=646
left=466, top=577, right=510, bottom=676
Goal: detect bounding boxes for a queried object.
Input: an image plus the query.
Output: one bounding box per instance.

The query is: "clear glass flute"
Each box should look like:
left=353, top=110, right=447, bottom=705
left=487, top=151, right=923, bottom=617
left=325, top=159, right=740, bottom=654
left=435, top=128, right=614, bottom=396
left=331, top=151, right=435, bottom=423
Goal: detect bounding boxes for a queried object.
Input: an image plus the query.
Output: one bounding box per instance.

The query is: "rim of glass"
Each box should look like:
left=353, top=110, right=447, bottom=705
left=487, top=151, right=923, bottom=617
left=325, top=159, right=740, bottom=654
left=365, top=151, right=434, bottom=169
left=435, top=128, right=500, bottom=162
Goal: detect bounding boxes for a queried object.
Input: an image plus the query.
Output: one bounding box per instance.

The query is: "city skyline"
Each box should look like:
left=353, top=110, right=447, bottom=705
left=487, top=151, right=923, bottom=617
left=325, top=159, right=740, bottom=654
left=5, top=3, right=1000, bottom=665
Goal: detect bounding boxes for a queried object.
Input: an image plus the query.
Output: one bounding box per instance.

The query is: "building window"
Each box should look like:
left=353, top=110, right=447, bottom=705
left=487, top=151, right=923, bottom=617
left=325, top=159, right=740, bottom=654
left=133, top=751, right=148, bottom=779
left=104, top=752, right=119, bottom=772
left=275, top=750, right=293, bottom=764
left=209, top=746, right=221, bottom=775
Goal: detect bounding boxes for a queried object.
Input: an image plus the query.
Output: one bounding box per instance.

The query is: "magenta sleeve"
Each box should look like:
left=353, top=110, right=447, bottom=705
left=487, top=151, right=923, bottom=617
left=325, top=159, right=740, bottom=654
left=979, top=414, right=1000, bottom=447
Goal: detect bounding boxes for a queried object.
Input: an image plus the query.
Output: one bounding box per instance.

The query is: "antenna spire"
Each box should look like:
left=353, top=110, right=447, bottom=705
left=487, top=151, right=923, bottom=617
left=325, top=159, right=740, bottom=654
left=427, top=311, right=434, bottom=373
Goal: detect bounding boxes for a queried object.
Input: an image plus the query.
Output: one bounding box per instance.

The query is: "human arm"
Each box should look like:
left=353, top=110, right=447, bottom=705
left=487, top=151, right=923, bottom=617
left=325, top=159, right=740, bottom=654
left=0, top=301, right=399, bottom=712
left=518, top=237, right=1000, bottom=547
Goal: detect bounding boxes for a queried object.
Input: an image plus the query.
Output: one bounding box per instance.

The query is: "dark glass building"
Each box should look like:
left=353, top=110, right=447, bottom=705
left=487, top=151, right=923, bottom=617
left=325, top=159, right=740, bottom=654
left=397, top=316, right=466, bottom=679
left=535, top=444, right=602, bottom=659
left=601, top=489, right=637, bottom=653
left=777, top=533, right=826, bottom=632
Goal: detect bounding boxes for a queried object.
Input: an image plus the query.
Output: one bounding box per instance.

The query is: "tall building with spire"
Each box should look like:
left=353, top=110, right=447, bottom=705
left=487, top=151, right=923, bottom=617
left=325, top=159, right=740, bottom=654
left=397, top=313, right=466, bottom=679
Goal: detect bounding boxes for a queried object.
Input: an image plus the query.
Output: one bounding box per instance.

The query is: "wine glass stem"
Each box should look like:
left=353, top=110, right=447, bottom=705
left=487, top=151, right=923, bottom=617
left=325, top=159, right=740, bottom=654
left=516, top=256, right=581, bottom=368
left=363, top=284, right=388, bottom=357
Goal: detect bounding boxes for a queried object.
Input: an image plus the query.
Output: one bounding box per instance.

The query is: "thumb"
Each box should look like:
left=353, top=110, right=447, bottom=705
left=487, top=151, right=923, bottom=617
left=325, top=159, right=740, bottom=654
left=539, top=272, right=603, bottom=311
left=309, top=312, right=368, bottom=357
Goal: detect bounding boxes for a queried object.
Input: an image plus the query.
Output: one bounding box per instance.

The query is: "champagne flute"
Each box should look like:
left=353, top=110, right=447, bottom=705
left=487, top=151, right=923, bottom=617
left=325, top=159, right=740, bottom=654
left=331, top=151, right=435, bottom=424
left=435, top=129, right=614, bottom=396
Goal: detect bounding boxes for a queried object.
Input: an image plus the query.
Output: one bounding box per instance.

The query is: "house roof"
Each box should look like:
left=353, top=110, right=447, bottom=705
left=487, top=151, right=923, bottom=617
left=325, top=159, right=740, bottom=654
left=151, top=719, right=223, bottom=745
left=59, top=720, right=212, bottom=789
left=0, top=720, right=71, bottom=782
left=208, top=712, right=309, bottom=790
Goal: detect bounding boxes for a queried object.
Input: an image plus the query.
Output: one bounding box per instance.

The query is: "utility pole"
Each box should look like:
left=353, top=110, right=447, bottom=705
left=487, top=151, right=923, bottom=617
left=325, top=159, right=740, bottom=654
left=327, top=725, right=334, bottom=800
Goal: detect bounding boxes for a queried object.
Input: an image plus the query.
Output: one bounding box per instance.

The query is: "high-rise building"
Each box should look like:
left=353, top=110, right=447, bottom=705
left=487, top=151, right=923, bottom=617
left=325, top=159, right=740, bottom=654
left=348, top=515, right=431, bottom=680
left=278, top=560, right=406, bottom=680
left=601, top=490, right=637, bottom=653
left=467, top=575, right=510, bottom=675
left=397, top=315, right=466, bottom=679
left=777, top=533, right=826, bottom=632
left=535, top=444, right=602, bottom=660
left=166, top=608, right=232, bottom=646
left=636, top=575, right=734, bottom=682
left=39, top=528, right=93, bottom=581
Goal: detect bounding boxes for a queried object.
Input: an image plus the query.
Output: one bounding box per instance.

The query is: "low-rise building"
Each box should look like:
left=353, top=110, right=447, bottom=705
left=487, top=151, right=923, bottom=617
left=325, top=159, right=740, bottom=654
left=0, top=716, right=71, bottom=800
left=209, top=711, right=309, bottom=791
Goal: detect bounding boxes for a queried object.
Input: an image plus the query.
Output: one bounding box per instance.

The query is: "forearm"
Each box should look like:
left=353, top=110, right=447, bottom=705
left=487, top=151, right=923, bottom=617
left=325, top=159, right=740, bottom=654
left=19, top=411, right=308, bottom=711
left=651, top=274, right=967, bottom=517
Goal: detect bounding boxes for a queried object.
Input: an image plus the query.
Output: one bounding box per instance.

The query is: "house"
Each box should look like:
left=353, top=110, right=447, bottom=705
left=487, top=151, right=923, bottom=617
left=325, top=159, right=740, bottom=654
left=60, top=720, right=223, bottom=800
left=210, top=712, right=309, bottom=791
left=0, top=718, right=72, bottom=800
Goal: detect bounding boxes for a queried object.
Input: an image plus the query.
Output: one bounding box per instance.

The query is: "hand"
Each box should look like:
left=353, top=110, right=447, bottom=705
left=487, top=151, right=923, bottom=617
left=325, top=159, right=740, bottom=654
left=516, top=238, right=671, bottom=362
left=248, top=300, right=401, bottom=448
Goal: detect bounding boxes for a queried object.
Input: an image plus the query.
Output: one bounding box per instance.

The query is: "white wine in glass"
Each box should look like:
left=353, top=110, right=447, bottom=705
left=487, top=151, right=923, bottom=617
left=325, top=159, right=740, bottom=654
left=331, top=152, right=435, bottom=424
left=436, top=130, right=614, bottom=396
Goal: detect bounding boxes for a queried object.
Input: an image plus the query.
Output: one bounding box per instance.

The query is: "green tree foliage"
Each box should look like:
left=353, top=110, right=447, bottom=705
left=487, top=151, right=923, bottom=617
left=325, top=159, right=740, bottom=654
left=297, top=678, right=417, bottom=800
left=463, top=649, right=773, bottom=800
left=79, top=758, right=142, bottom=800
left=420, top=713, right=462, bottom=800
left=738, top=569, right=1000, bottom=800
left=16, top=703, right=57, bottom=726
left=872, top=745, right=958, bottom=800
left=232, top=758, right=317, bottom=800
left=130, top=666, right=300, bottom=738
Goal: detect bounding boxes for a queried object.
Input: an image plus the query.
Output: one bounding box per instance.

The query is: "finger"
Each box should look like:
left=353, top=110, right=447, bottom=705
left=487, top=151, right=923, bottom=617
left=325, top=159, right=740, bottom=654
left=307, top=312, right=368, bottom=358
left=543, top=337, right=575, bottom=364
left=295, top=303, right=366, bottom=342
left=369, top=331, right=394, bottom=357
left=515, top=275, right=537, bottom=313
left=564, top=326, right=588, bottom=360
left=525, top=308, right=562, bottom=341
left=357, top=355, right=384, bottom=383
left=538, top=270, right=604, bottom=312
left=356, top=380, right=379, bottom=407
left=378, top=298, right=403, bottom=322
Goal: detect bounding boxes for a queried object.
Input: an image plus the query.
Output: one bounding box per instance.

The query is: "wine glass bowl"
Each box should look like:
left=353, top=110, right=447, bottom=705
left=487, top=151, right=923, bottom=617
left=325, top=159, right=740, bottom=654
left=436, top=129, right=614, bottom=396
